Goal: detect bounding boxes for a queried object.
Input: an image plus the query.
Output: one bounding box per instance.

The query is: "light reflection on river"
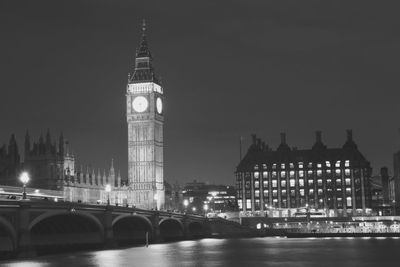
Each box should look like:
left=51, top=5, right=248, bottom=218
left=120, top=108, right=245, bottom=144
left=2, top=237, right=400, bottom=267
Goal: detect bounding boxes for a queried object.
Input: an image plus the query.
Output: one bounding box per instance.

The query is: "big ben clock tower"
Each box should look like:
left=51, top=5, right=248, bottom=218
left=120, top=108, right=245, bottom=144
left=126, top=20, right=164, bottom=210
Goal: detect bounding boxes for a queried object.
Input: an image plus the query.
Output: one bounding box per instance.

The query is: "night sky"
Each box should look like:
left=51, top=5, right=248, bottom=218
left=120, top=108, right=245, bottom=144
left=1, top=0, right=400, bottom=185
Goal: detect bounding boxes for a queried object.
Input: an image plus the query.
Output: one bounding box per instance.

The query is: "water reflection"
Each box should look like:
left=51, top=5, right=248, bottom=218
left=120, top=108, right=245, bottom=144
left=2, top=237, right=400, bottom=267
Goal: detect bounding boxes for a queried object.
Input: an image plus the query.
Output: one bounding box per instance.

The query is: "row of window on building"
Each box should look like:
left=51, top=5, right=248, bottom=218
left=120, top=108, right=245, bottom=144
left=254, top=160, right=351, bottom=170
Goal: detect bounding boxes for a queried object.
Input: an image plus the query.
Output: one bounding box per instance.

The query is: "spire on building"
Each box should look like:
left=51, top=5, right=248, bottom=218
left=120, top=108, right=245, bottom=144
left=59, top=132, right=64, bottom=156
left=24, top=130, right=30, bottom=156
left=129, top=19, right=159, bottom=84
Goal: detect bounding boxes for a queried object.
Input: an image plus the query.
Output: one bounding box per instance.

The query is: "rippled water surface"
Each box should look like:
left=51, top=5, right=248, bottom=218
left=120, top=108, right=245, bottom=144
left=2, top=237, right=400, bottom=267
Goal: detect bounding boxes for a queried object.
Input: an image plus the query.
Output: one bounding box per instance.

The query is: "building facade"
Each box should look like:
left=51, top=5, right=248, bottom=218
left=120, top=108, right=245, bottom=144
left=0, top=131, right=126, bottom=205
left=236, top=130, right=372, bottom=217
left=126, top=21, right=165, bottom=210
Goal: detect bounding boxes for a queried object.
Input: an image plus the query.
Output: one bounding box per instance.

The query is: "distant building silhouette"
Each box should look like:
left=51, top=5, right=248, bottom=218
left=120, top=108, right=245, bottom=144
left=0, top=131, right=127, bottom=205
left=236, top=130, right=372, bottom=217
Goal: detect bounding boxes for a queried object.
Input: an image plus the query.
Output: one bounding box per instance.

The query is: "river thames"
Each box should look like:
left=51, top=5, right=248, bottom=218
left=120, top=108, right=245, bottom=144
left=2, top=237, right=400, bottom=267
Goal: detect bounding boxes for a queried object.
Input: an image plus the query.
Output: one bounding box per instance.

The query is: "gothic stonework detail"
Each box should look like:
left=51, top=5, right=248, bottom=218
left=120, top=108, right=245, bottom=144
left=126, top=21, right=165, bottom=210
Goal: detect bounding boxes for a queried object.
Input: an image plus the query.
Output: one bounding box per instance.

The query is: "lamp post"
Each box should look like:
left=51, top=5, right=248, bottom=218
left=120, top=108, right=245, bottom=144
left=203, top=204, right=209, bottom=217
left=154, top=193, right=158, bottom=210
left=19, top=172, right=30, bottom=200
left=183, top=199, right=189, bottom=212
left=105, top=184, right=111, bottom=205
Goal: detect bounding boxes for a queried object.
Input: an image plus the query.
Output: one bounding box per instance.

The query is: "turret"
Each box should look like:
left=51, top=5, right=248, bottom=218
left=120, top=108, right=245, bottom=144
left=59, top=133, right=64, bottom=156
left=24, top=130, right=30, bottom=157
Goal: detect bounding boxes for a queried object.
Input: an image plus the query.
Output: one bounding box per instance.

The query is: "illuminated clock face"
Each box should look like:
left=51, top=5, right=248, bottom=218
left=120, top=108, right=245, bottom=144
left=156, top=97, right=163, bottom=114
left=132, top=96, right=148, bottom=113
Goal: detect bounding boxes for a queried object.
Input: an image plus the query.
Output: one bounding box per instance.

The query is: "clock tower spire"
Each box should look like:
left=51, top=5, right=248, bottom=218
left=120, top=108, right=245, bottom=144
left=126, top=20, right=165, bottom=210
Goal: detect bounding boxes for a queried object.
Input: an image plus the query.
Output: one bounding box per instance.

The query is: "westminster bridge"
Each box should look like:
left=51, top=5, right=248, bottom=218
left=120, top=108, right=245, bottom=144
left=0, top=199, right=214, bottom=258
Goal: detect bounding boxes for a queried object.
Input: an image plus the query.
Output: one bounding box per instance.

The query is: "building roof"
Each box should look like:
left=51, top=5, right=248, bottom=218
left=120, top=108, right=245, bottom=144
left=236, top=130, right=371, bottom=172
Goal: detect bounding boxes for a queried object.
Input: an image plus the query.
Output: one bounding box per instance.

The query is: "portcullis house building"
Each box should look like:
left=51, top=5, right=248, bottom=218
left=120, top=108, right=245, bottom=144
left=235, top=130, right=372, bottom=217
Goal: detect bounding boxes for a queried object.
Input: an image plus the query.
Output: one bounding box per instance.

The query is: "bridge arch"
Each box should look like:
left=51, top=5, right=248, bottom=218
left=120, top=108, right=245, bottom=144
left=159, top=218, right=185, bottom=241
left=112, top=214, right=154, bottom=245
left=187, top=221, right=205, bottom=238
left=29, top=211, right=104, bottom=255
left=0, top=215, right=17, bottom=255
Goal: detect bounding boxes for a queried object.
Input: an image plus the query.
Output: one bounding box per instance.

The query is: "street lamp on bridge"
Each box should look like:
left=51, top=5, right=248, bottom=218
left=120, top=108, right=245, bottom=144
left=19, top=172, right=30, bottom=200
left=105, top=184, right=111, bottom=205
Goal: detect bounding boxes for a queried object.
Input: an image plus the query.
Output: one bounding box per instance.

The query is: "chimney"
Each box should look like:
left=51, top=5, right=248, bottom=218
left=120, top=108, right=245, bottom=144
left=256, top=138, right=261, bottom=148
left=346, top=129, right=353, bottom=142
left=316, top=131, right=322, bottom=143
left=280, top=133, right=286, bottom=144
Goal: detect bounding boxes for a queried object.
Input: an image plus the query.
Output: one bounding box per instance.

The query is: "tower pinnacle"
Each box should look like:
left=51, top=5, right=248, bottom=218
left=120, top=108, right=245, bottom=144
left=142, top=19, right=146, bottom=34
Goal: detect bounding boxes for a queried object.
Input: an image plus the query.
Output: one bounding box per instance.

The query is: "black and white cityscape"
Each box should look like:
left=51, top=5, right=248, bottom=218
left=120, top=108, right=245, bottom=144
left=1, top=1, right=400, bottom=266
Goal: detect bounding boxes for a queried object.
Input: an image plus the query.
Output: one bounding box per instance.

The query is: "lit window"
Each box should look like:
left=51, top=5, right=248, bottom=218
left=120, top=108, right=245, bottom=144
left=317, top=163, right=322, bottom=168
left=308, top=162, right=313, bottom=168
left=273, top=198, right=278, bottom=203
left=319, top=198, right=323, bottom=203
left=299, top=179, right=304, bottom=187
left=263, top=190, right=269, bottom=197
left=281, top=171, right=286, bottom=178
left=290, top=163, right=294, bottom=168
left=272, top=180, right=277, bottom=187
left=281, top=163, right=286, bottom=169
left=254, top=181, right=259, bottom=188
left=335, top=169, right=341, bottom=175
left=272, top=171, right=277, bottom=178
left=246, top=199, right=251, bottom=209
left=299, top=171, right=304, bottom=177
left=309, top=189, right=314, bottom=195
left=318, top=189, right=323, bottom=195
left=345, top=160, right=350, bottom=167
left=317, top=179, right=322, bottom=186
left=290, top=179, right=295, bottom=187
left=282, top=190, right=287, bottom=196
left=300, top=189, right=305, bottom=196
left=335, top=161, right=341, bottom=167
left=254, top=164, right=259, bottom=170
left=346, top=188, right=351, bottom=195
left=281, top=180, right=286, bottom=187
left=308, top=179, right=314, bottom=186
left=272, top=164, right=277, bottom=169
left=263, top=171, right=268, bottom=178
left=326, top=169, right=331, bottom=175
left=346, top=197, right=352, bottom=207
left=298, top=162, right=304, bottom=169
left=290, top=189, right=295, bottom=196
left=325, top=161, right=331, bottom=167
left=263, top=180, right=268, bottom=187
left=336, top=179, right=341, bottom=185
left=262, top=164, right=267, bottom=169
left=255, top=190, right=260, bottom=198
left=254, top=172, right=260, bottom=179
left=317, top=170, right=322, bottom=177
left=290, top=171, right=295, bottom=178
left=345, top=178, right=351, bottom=186
left=345, top=169, right=350, bottom=176
left=238, top=200, right=242, bottom=209
left=273, top=190, right=277, bottom=197
left=327, top=179, right=332, bottom=185
left=308, top=170, right=313, bottom=176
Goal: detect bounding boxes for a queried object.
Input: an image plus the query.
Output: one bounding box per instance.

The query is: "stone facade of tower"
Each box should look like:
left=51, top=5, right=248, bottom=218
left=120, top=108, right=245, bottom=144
left=126, top=22, right=165, bottom=210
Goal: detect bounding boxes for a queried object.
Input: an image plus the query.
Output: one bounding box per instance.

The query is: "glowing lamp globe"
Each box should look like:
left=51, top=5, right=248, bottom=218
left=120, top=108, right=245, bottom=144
left=20, top=172, right=30, bottom=184
left=105, top=184, right=111, bottom=193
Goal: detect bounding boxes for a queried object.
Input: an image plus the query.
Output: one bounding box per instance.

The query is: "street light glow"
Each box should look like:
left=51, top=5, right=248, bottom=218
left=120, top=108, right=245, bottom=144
left=183, top=199, right=189, bottom=207
left=105, top=184, right=111, bottom=192
left=20, top=172, right=30, bottom=184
